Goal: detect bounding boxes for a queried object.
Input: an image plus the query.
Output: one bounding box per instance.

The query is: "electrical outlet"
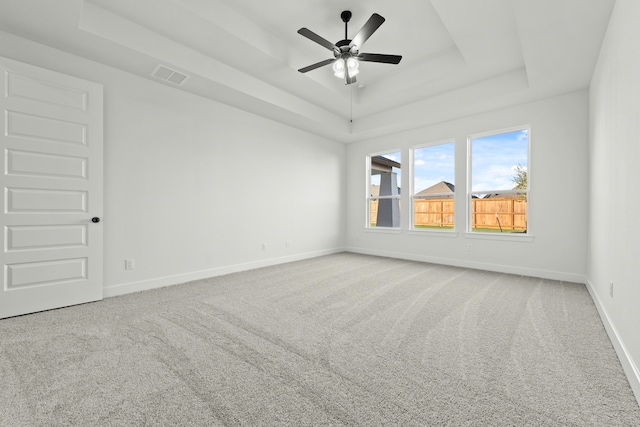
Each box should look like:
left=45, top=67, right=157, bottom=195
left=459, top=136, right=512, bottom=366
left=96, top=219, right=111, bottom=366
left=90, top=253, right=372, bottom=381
left=262, top=243, right=268, bottom=251
left=609, top=281, right=614, bottom=298
left=125, top=259, right=135, bottom=270
left=285, top=240, right=290, bottom=249
left=467, top=244, right=473, bottom=252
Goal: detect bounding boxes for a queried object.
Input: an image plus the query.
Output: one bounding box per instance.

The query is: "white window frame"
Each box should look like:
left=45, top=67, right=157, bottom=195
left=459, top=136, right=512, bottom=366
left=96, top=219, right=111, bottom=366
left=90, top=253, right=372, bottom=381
left=466, top=125, right=531, bottom=238
left=366, top=150, right=402, bottom=230
left=409, top=139, right=456, bottom=233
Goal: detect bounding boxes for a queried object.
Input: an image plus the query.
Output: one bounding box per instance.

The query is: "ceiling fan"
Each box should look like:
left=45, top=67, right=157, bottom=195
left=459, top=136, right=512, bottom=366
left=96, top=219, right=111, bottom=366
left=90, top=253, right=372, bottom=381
left=297, top=10, right=402, bottom=85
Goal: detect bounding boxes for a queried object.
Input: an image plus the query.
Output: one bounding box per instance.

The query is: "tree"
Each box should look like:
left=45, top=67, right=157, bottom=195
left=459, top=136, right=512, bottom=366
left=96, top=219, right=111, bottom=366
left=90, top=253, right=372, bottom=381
left=511, top=164, right=527, bottom=200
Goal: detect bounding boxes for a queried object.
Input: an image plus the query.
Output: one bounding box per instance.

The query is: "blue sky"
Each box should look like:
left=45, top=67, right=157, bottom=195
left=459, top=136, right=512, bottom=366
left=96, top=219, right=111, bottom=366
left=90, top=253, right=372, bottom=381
left=413, top=143, right=455, bottom=193
left=470, top=129, right=528, bottom=193
left=372, top=129, right=528, bottom=194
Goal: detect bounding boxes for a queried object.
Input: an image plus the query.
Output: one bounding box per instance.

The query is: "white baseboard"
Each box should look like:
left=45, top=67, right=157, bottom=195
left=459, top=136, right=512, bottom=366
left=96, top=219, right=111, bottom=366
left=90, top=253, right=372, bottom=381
left=585, top=277, right=640, bottom=405
left=345, top=246, right=586, bottom=283
left=103, top=247, right=345, bottom=298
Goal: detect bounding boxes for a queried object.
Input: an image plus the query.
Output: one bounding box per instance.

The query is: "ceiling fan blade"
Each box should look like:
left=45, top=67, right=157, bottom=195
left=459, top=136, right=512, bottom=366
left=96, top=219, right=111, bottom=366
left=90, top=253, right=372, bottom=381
left=358, top=53, right=402, bottom=64
left=350, top=13, right=385, bottom=49
left=298, top=58, right=335, bottom=73
left=298, top=28, right=339, bottom=52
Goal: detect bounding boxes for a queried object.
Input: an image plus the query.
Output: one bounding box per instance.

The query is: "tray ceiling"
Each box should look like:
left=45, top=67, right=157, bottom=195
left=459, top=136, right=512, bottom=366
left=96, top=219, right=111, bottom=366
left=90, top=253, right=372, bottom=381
left=0, top=0, right=615, bottom=142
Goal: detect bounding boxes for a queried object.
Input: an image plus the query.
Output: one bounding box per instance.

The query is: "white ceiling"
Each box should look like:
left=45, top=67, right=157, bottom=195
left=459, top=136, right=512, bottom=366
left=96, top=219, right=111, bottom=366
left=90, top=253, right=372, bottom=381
left=0, top=0, right=615, bottom=143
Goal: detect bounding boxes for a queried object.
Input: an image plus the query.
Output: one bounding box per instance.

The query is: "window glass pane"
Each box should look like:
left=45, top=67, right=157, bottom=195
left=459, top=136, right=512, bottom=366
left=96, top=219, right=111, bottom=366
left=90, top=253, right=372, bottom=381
left=413, top=142, right=455, bottom=229
left=471, top=129, right=528, bottom=192
left=369, top=151, right=401, bottom=228
left=413, top=143, right=455, bottom=193
left=470, top=129, right=528, bottom=233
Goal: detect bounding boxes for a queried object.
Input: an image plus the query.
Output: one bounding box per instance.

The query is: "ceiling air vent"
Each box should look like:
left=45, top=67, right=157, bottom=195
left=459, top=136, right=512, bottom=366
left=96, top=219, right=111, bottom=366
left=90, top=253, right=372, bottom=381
left=152, top=65, right=189, bottom=86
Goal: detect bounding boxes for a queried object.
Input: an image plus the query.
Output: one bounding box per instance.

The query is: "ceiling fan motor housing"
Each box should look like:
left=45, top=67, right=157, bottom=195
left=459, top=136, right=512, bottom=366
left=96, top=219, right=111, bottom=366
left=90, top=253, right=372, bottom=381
left=334, top=40, right=356, bottom=58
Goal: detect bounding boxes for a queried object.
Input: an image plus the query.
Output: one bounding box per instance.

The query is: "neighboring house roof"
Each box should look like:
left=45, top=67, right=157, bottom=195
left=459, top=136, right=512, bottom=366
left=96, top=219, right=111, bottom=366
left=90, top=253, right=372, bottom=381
left=415, top=181, right=455, bottom=198
left=483, top=186, right=525, bottom=198
left=483, top=193, right=520, bottom=199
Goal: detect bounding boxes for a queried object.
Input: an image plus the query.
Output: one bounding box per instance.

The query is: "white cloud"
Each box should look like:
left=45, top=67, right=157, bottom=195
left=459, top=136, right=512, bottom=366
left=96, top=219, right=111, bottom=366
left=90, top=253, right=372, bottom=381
left=471, top=164, right=515, bottom=191
left=516, top=129, right=529, bottom=144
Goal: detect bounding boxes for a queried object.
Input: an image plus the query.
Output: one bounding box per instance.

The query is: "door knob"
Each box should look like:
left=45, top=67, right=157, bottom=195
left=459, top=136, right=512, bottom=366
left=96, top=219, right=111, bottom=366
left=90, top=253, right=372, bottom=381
left=91, top=217, right=101, bottom=223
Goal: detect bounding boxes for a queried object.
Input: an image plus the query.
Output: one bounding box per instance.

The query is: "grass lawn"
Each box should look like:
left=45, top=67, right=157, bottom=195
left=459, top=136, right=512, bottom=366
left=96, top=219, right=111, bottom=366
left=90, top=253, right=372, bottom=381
left=471, top=227, right=526, bottom=233
left=370, top=224, right=526, bottom=233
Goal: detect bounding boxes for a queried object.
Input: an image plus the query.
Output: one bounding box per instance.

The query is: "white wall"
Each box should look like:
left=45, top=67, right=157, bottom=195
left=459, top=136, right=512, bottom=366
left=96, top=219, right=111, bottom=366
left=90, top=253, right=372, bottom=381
left=346, top=91, right=589, bottom=282
left=0, top=32, right=346, bottom=296
left=588, top=0, right=640, bottom=400
left=2, top=10, right=638, bottom=404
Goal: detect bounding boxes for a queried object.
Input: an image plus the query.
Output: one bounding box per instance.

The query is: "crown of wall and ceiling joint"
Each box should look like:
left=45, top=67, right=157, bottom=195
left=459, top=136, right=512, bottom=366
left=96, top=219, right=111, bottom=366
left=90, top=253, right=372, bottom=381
left=5, top=0, right=614, bottom=143
left=151, top=64, right=189, bottom=85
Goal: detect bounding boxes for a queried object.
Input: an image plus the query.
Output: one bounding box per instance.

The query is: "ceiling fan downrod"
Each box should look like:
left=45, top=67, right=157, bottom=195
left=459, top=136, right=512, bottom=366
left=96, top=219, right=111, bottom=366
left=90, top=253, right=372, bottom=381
left=341, top=10, right=352, bottom=41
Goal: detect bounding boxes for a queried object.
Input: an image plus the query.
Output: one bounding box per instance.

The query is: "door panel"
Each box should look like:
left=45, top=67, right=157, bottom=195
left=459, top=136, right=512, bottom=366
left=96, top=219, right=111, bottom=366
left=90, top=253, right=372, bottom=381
left=6, top=225, right=88, bottom=251
left=0, top=56, right=103, bottom=319
left=7, top=111, right=87, bottom=145
left=7, top=149, right=88, bottom=179
left=6, top=188, right=88, bottom=213
left=7, top=72, right=88, bottom=111
left=6, top=258, right=87, bottom=290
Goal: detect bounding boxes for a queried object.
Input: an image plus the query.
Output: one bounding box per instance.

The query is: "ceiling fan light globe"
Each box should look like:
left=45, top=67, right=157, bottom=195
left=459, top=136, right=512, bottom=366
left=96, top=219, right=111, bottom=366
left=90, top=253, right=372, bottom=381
left=332, top=58, right=346, bottom=78
left=346, top=57, right=359, bottom=78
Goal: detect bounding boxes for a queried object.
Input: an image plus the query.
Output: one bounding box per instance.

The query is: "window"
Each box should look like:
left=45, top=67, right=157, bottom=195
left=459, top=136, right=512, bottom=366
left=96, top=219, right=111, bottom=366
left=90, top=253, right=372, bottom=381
left=469, top=127, right=529, bottom=233
left=411, top=141, right=455, bottom=230
left=367, top=151, right=401, bottom=228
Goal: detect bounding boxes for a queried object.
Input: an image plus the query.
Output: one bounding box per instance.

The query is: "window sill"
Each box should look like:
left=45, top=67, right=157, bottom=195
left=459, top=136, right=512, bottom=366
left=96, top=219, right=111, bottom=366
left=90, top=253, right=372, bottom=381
left=464, top=232, right=534, bottom=243
left=408, top=229, right=458, bottom=238
left=364, top=227, right=403, bottom=235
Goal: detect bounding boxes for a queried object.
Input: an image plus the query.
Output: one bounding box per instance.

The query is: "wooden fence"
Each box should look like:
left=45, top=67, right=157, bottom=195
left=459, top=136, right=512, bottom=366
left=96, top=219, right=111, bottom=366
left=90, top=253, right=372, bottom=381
left=471, top=197, right=527, bottom=231
left=414, top=199, right=454, bottom=228
left=370, top=197, right=527, bottom=230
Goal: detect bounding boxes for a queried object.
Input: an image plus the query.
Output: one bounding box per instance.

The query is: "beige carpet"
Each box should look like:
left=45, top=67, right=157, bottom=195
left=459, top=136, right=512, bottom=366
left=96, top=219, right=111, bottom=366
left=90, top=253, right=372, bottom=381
left=1, top=253, right=639, bottom=426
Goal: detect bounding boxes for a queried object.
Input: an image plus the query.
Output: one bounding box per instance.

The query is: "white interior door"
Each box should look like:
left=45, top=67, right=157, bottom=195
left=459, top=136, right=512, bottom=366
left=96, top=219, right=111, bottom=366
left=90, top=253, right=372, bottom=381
left=0, top=56, right=103, bottom=319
